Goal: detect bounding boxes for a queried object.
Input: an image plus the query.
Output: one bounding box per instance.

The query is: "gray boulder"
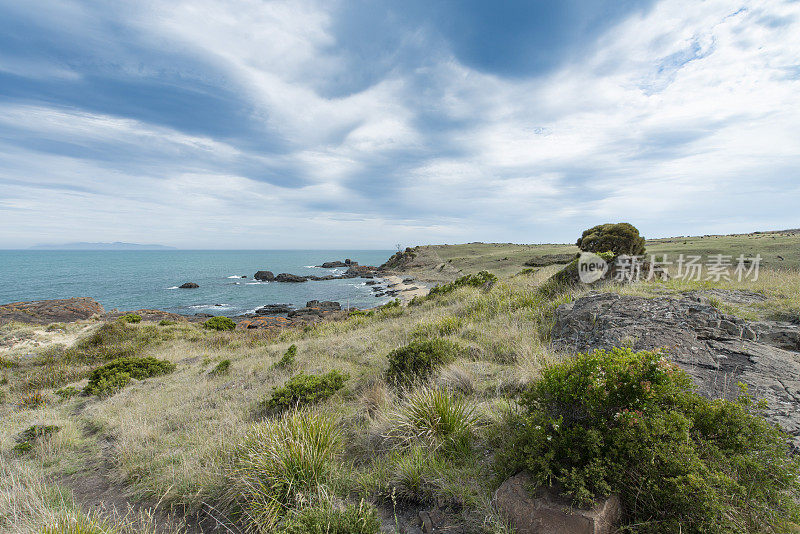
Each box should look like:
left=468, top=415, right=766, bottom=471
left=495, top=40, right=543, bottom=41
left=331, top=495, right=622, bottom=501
left=179, top=282, right=199, bottom=288
left=254, top=270, right=274, bottom=281
left=275, top=273, right=307, bottom=283
left=494, top=471, right=621, bottom=534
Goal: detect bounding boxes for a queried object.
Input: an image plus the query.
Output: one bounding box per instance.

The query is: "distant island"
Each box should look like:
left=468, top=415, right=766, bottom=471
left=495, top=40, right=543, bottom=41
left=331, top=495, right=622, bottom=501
left=29, top=242, right=176, bottom=250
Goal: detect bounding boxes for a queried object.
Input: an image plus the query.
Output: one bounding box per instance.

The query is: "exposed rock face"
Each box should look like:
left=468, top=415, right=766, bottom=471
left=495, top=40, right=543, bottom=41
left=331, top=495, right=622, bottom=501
left=288, top=301, right=342, bottom=319
left=318, top=261, right=347, bottom=268
left=179, top=282, right=199, bottom=288
left=494, top=472, right=621, bottom=534
left=254, top=270, right=275, bottom=281
left=305, top=300, right=341, bottom=310
left=275, top=273, right=307, bottom=283
left=552, top=291, right=800, bottom=445
left=255, top=304, right=293, bottom=314
left=0, top=298, right=105, bottom=324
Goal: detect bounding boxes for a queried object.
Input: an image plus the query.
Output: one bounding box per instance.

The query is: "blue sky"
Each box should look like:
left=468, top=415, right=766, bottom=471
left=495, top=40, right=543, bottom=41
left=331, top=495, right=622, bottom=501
left=1, top=0, right=798, bottom=249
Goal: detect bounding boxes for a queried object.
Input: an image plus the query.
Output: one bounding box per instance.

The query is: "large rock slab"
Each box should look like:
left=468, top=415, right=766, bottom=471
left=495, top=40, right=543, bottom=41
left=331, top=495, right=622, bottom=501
left=494, top=472, right=621, bottom=534
left=0, top=298, right=104, bottom=324
left=553, top=291, right=800, bottom=446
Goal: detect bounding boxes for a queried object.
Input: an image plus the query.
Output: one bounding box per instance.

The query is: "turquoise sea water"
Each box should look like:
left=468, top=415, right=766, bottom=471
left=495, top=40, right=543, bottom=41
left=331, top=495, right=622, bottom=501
left=0, top=250, right=393, bottom=316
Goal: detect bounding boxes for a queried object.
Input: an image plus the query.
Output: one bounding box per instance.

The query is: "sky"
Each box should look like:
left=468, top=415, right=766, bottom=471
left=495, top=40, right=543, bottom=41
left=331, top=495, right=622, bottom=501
left=0, top=0, right=799, bottom=249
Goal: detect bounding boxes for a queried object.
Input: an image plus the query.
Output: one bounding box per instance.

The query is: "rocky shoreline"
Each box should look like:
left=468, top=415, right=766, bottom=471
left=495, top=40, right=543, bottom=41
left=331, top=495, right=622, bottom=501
left=0, top=258, right=429, bottom=332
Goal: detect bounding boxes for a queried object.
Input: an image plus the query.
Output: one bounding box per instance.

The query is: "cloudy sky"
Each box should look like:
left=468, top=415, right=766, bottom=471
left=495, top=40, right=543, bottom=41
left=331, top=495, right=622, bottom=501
left=1, top=0, right=798, bottom=249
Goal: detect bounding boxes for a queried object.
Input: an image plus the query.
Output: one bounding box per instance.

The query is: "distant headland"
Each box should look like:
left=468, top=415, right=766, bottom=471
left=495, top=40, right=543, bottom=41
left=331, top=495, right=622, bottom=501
left=29, top=242, right=176, bottom=250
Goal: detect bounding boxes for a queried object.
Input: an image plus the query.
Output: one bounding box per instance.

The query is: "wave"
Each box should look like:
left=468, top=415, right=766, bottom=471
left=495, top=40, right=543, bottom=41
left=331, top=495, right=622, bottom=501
left=167, top=286, right=179, bottom=290
left=227, top=275, right=244, bottom=279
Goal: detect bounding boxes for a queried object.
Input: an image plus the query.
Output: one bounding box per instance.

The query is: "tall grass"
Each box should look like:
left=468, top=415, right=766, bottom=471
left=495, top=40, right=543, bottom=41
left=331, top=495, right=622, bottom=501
left=225, top=409, right=341, bottom=532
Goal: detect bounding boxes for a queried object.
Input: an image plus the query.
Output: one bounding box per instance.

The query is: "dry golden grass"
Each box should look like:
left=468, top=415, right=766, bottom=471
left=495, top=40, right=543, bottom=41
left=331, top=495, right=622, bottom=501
left=2, top=263, right=797, bottom=532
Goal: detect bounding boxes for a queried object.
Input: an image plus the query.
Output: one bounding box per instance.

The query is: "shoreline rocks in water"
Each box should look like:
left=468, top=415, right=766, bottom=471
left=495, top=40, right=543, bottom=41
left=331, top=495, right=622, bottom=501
left=254, top=270, right=275, bottom=281
left=179, top=282, right=199, bottom=288
left=255, top=304, right=294, bottom=314
left=275, top=273, right=307, bottom=283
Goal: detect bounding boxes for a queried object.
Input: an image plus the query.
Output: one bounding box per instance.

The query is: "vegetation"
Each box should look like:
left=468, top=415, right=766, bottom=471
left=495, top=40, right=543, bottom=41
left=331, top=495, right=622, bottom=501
left=498, top=347, right=800, bottom=533
left=576, top=222, right=646, bottom=256
left=120, top=313, right=142, bottom=324
left=282, top=502, right=380, bottom=534
left=208, top=359, right=231, bottom=376
left=203, top=316, right=237, bottom=331
left=261, top=370, right=348, bottom=412
left=274, top=344, right=297, bottom=368
left=3, top=235, right=800, bottom=533
left=385, top=338, right=459, bottom=388
left=427, top=270, right=497, bottom=298
left=13, top=425, right=60, bottom=454
left=224, top=410, right=341, bottom=531
left=84, top=356, right=176, bottom=396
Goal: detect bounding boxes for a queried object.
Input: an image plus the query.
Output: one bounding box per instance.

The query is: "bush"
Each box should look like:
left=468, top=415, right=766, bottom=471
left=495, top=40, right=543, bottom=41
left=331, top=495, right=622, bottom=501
left=282, top=502, right=380, bottom=534
left=385, top=386, right=479, bottom=454
left=576, top=222, right=646, bottom=256
left=203, top=316, right=236, bottom=331
left=274, top=344, right=297, bottom=369
left=158, top=319, right=177, bottom=326
left=385, top=339, right=459, bottom=389
left=208, top=359, right=231, bottom=376
left=428, top=271, right=497, bottom=298
left=498, top=347, right=800, bottom=533
left=13, top=424, right=60, bottom=454
left=120, top=313, right=141, bottom=324
left=262, top=370, right=348, bottom=412
left=226, top=410, right=340, bottom=530
left=84, top=356, right=176, bottom=396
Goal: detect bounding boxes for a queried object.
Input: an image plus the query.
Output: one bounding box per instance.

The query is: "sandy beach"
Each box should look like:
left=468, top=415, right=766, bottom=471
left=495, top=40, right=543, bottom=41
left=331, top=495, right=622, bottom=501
left=378, top=274, right=429, bottom=304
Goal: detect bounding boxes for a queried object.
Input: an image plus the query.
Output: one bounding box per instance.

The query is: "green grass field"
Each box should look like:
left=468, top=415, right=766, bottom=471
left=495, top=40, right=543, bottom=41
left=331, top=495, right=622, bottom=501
left=400, top=229, right=800, bottom=282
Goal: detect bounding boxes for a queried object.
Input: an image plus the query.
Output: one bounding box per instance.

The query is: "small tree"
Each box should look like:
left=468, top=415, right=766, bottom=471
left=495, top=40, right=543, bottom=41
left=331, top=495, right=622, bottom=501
left=576, top=223, right=646, bottom=256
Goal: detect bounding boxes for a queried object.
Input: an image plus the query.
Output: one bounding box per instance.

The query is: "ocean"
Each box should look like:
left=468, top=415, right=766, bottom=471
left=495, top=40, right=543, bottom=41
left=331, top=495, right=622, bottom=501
left=0, top=250, right=393, bottom=316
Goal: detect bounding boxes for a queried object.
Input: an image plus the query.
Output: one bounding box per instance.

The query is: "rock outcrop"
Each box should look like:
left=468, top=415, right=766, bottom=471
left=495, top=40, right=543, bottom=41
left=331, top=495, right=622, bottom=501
left=552, top=291, right=800, bottom=445
left=494, top=471, right=621, bottom=534
left=254, top=270, right=275, bottom=281
left=275, top=273, right=307, bottom=283
left=255, top=304, right=293, bottom=314
left=179, top=282, right=199, bottom=288
left=0, top=298, right=105, bottom=324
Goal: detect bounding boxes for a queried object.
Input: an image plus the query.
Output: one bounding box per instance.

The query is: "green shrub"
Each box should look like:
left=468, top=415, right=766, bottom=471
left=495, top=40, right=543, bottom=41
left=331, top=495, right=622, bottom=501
left=348, top=309, right=374, bottom=318
left=385, top=339, right=459, bottom=388
left=0, top=356, right=14, bottom=369
left=282, top=502, right=380, bottom=534
left=119, top=313, right=141, bottom=324
left=274, top=344, right=297, bottom=369
left=208, top=359, right=231, bottom=376
left=13, top=424, right=60, bottom=454
left=203, top=316, right=236, bottom=331
left=261, top=370, right=348, bottom=412
left=158, top=319, right=177, bottom=326
left=576, top=222, right=646, bottom=256
left=498, top=347, right=800, bottom=533
left=428, top=271, right=497, bottom=298
left=226, top=410, right=340, bottom=530
left=84, top=356, right=176, bottom=396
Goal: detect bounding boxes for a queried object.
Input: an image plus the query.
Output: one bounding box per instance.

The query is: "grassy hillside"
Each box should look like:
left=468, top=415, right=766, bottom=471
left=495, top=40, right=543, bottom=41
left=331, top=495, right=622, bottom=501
left=392, top=229, right=800, bottom=283
left=2, top=237, right=800, bottom=533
